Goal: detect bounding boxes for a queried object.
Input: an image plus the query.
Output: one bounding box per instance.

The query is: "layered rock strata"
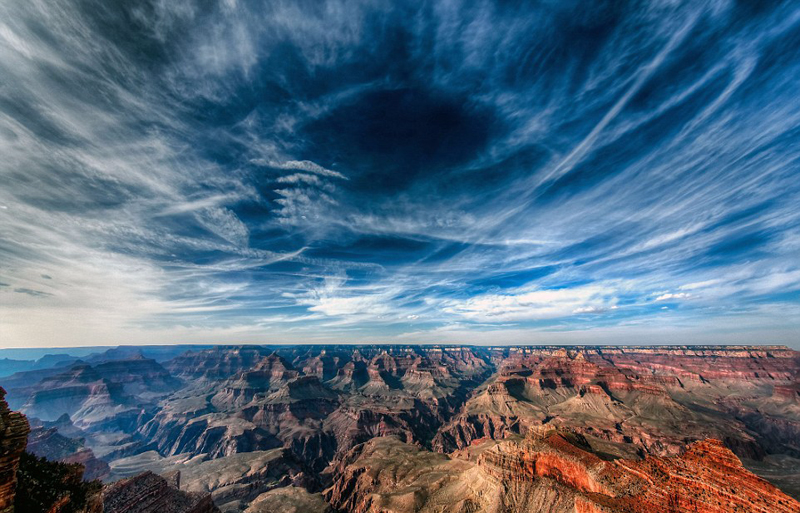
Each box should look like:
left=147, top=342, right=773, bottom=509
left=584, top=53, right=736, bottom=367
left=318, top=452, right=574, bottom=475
left=102, top=471, right=221, bottom=513
left=0, top=387, right=29, bottom=513
left=326, top=432, right=800, bottom=513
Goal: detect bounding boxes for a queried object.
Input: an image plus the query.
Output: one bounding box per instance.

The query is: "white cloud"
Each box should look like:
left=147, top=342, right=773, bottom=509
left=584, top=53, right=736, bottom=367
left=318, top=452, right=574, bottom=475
left=628, top=223, right=705, bottom=253
left=679, top=279, right=723, bottom=291
left=655, top=292, right=691, bottom=301
left=443, top=283, right=620, bottom=322
left=573, top=305, right=608, bottom=314
left=195, top=207, right=250, bottom=247
left=277, top=173, right=324, bottom=186
left=255, top=159, right=347, bottom=180
left=263, top=160, right=348, bottom=229
left=291, top=276, right=397, bottom=320
left=307, top=296, right=390, bottom=317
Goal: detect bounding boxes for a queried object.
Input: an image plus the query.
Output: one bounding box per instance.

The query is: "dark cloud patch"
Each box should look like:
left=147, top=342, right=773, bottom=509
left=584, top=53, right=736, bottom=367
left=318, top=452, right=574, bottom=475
left=420, top=243, right=472, bottom=264
left=14, top=288, right=53, bottom=298
left=306, top=235, right=433, bottom=265
left=705, top=230, right=773, bottom=259
left=304, top=86, right=499, bottom=195
left=470, top=266, right=560, bottom=290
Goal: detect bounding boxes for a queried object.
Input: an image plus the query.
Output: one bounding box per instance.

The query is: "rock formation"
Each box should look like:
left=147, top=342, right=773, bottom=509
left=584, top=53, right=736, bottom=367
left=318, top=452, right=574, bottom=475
left=165, top=346, right=275, bottom=381
left=102, top=471, right=221, bottom=513
left=8, top=344, right=800, bottom=512
left=6, top=357, right=179, bottom=432
left=0, top=387, right=29, bottom=513
left=244, top=486, right=331, bottom=513
left=26, top=424, right=110, bottom=481
left=434, top=346, right=798, bottom=460
left=326, top=431, right=800, bottom=513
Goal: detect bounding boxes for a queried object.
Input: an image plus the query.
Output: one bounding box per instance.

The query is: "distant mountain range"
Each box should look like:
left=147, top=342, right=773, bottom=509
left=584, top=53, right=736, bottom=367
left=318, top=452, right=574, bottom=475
left=0, top=345, right=217, bottom=377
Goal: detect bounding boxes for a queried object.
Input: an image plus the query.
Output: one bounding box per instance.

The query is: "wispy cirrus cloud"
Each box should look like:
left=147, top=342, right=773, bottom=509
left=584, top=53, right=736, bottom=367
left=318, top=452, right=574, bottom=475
left=1, top=1, right=799, bottom=348
left=442, top=283, right=622, bottom=322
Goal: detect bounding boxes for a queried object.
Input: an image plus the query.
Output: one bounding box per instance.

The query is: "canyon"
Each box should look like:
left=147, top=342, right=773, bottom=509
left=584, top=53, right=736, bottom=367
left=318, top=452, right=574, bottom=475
left=0, top=345, right=798, bottom=512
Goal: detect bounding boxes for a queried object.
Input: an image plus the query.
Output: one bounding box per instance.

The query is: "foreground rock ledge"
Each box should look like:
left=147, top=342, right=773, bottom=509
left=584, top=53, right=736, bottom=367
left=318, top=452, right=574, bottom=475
left=0, top=387, right=29, bottom=513
left=325, top=431, right=800, bottom=513
left=102, top=471, right=220, bottom=513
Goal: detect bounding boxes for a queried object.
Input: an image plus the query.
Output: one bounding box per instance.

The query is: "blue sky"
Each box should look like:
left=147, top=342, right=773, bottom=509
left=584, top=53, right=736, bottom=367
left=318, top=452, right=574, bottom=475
left=1, top=0, right=799, bottom=348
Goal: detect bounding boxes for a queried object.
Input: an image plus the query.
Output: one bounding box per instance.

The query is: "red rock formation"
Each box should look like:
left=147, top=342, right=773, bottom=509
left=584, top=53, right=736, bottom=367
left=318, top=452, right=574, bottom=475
left=435, top=346, right=798, bottom=459
left=327, top=432, right=800, bottom=513
left=10, top=344, right=800, bottom=511
left=481, top=432, right=800, bottom=513
left=211, top=353, right=300, bottom=408
left=0, top=387, right=29, bottom=513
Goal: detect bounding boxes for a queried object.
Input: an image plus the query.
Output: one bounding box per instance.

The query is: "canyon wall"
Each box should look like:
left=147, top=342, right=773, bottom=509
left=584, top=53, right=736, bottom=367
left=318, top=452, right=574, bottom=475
left=0, top=387, right=28, bottom=513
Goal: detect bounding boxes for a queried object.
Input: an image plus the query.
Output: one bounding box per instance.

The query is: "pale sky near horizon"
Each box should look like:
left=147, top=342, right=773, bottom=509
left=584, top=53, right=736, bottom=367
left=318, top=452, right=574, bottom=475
left=1, top=1, right=800, bottom=349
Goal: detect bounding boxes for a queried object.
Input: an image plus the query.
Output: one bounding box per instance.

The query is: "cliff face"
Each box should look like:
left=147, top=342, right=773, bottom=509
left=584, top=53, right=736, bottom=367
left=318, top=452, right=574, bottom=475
left=478, top=432, right=800, bottom=513
left=10, top=344, right=800, bottom=512
left=0, top=387, right=29, bottom=513
left=26, top=425, right=110, bottom=481
left=0, top=386, right=222, bottom=513
left=102, top=471, right=221, bottom=513
left=435, top=346, right=799, bottom=459
left=164, top=346, right=275, bottom=381
left=6, top=358, right=179, bottom=432
left=325, top=432, right=800, bottom=513
left=0, top=389, right=104, bottom=513
left=139, top=346, right=492, bottom=476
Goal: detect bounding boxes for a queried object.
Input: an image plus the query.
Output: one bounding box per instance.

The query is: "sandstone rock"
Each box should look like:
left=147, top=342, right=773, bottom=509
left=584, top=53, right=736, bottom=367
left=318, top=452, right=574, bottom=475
left=244, top=486, right=331, bottom=513
left=15, top=344, right=800, bottom=510
left=0, top=387, right=29, bottom=513
left=326, top=432, right=800, bottom=513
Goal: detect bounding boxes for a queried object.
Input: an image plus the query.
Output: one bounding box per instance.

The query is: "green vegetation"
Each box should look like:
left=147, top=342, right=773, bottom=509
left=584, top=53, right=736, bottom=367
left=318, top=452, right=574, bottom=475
left=15, top=452, right=102, bottom=513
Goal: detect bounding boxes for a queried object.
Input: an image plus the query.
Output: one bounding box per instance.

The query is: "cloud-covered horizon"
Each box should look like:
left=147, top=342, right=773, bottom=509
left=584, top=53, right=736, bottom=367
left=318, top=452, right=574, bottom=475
left=1, top=0, right=799, bottom=348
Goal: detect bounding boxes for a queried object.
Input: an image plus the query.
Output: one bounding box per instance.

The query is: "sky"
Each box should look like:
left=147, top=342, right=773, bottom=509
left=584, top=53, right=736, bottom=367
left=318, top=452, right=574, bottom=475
left=1, top=0, right=799, bottom=349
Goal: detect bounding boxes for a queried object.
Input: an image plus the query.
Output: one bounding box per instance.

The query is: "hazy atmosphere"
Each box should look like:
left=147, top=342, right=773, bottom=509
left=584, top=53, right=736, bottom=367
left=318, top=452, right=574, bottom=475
left=2, top=0, right=800, bottom=347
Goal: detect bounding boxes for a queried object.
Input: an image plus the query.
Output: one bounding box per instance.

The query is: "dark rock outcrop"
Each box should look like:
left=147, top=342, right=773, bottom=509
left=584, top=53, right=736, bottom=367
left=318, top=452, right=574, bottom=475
left=102, top=471, right=220, bottom=513
left=164, top=346, right=274, bottom=381
left=26, top=425, right=110, bottom=481
left=0, top=387, right=29, bottom=513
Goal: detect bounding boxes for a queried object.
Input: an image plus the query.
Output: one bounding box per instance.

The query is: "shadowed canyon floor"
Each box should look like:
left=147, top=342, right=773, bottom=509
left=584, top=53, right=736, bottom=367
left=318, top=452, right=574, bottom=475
left=1, top=345, right=799, bottom=512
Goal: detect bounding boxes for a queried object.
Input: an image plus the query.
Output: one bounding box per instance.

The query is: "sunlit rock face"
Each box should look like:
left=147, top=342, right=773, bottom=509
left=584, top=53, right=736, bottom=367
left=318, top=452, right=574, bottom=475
left=435, top=346, right=800, bottom=460
left=9, top=345, right=800, bottom=512
left=326, top=431, right=799, bottom=513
